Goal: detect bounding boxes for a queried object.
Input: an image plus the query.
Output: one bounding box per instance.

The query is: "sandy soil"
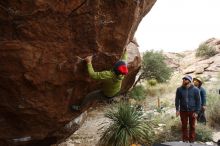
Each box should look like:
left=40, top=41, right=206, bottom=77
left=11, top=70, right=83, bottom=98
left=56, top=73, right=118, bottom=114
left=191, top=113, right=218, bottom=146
left=58, top=105, right=110, bottom=146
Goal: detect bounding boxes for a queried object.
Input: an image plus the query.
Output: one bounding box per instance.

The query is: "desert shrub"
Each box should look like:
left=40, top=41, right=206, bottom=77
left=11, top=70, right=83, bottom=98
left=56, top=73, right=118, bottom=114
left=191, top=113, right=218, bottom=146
left=153, top=115, right=181, bottom=143
left=195, top=43, right=217, bottom=58
left=206, top=93, right=220, bottom=128
left=147, top=79, right=158, bottom=86
left=145, top=86, right=158, bottom=97
left=160, top=99, right=171, bottom=108
left=145, top=82, right=173, bottom=98
left=153, top=115, right=213, bottom=143
left=129, top=85, right=146, bottom=101
left=196, top=124, right=213, bottom=142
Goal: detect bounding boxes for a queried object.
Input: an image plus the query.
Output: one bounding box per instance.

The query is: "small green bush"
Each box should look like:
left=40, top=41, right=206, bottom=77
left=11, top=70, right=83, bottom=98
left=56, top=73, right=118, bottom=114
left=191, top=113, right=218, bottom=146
left=129, top=85, right=146, bottom=101
left=196, top=43, right=217, bottom=58
left=147, top=79, right=158, bottom=86
left=196, top=124, right=213, bottom=142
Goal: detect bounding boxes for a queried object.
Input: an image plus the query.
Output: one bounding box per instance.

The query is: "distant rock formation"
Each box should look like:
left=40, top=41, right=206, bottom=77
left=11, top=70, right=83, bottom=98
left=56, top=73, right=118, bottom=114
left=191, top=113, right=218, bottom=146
left=0, top=0, right=156, bottom=145
left=204, top=38, right=220, bottom=53
left=164, top=38, right=220, bottom=81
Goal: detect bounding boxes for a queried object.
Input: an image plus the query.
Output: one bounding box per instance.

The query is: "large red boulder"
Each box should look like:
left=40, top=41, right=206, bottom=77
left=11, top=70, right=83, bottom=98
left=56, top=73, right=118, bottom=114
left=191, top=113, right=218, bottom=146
left=0, top=0, right=156, bottom=145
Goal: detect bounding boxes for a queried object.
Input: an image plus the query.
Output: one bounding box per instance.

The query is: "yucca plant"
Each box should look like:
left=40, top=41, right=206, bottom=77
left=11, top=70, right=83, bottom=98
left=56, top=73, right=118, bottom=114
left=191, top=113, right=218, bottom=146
left=99, top=102, right=154, bottom=146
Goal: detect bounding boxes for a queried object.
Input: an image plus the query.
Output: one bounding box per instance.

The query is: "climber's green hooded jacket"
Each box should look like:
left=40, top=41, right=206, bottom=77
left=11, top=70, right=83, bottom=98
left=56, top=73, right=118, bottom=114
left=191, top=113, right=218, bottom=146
left=87, top=51, right=127, bottom=97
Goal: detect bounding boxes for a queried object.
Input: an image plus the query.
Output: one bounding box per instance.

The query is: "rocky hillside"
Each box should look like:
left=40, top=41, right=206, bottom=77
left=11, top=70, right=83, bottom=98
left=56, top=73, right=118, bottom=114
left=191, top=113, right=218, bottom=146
left=164, top=38, right=220, bottom=81
left=0, top=0, right=156, bottom=145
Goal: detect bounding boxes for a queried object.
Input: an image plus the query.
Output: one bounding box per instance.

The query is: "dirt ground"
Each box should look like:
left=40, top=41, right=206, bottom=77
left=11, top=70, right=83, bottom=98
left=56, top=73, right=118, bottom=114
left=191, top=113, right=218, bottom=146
left=58, top=105, right=110, bottom=146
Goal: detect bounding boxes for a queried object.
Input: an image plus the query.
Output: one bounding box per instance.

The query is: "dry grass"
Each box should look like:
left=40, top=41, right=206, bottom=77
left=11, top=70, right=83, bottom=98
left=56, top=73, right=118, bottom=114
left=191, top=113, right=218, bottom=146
left=204, top=73, right=220, bottom=128
left=206, top=93, right=220, bottom=128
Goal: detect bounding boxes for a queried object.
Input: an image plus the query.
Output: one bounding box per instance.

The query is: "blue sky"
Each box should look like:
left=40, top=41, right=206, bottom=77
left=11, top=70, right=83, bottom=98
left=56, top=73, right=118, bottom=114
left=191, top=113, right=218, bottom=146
left=135, top=0, right=220, bottom=52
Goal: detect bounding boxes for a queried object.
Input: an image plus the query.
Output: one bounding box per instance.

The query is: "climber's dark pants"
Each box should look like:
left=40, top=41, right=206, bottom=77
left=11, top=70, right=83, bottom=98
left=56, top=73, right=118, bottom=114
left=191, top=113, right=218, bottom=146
left=79, top=90, right=116, bottom=111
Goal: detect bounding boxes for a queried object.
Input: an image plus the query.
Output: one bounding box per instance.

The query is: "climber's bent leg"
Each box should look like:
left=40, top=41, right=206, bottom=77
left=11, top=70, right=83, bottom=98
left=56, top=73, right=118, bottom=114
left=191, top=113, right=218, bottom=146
left=71, top=90, right=105, bottom=111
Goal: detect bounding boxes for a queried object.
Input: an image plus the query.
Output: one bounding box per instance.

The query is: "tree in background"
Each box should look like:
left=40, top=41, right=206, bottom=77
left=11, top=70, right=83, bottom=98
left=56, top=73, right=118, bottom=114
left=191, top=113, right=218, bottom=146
left=134, top=50, right=172, bottom=87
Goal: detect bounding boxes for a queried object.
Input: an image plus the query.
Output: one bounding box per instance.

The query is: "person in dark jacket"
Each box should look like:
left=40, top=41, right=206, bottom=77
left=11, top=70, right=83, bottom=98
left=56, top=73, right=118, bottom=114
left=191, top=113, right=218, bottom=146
left=175, top=75, right=201, bottom=143
left=193, top=77, right=207, bottom=124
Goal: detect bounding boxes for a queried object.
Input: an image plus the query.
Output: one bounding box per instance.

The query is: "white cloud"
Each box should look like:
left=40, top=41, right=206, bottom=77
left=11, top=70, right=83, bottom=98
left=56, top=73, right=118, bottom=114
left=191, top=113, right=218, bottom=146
left=135, top=0, right=220, bottom=52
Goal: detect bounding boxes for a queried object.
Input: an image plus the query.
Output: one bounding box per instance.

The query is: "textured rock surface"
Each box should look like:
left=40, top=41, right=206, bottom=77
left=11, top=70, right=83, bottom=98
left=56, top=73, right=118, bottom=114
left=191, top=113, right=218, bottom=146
left=0, top=0, right=156, bottom=145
